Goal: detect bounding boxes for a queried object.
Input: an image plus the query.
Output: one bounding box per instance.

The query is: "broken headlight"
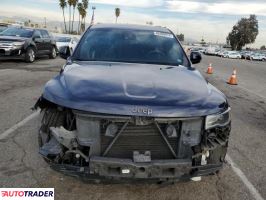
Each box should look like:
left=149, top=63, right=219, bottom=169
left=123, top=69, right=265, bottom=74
left=205, top=108, right=231, bottom=129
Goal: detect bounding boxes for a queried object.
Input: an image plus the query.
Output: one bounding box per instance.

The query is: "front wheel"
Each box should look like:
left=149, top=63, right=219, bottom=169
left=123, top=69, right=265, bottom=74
left=25, top=47, right=36, bottom=63
left=49, top=46, right=57, bottom=59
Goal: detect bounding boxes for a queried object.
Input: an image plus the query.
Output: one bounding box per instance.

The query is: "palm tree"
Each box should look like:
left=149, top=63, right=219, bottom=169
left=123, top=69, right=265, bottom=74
left=77, top=3, right=83, bottom=34
left=80, top=8, right=87, bottom=32
left=67, top=0, right=73, bottom=33
left=71, top=0, right=78, bottom=33
left=59, top=0, right=67, bottom=33
left=82, top=0, right=88, bottom=30
left=115, top=8, right=120, bottom=23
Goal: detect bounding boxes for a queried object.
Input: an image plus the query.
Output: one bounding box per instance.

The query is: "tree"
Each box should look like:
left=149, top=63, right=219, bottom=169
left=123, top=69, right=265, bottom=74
left=227, top=15, right=259, bottom=50
left=200, top=38, right=206, bottom=46
left=176, top=33, right=184, bottom=42
left=71, top=0, right=78, bottom=33
left=67, top=0, right=73, bottom=33
left=260, top=45, right=266, bottom=50
left=115, top=8, right=120, bottom=23
left=77, top=3, right=83, bottom=34
left=82, top=0, right=88, bottom=30
left=59, top=0, right=67, bottom=33
left=79, top=5, right=87, bottom=32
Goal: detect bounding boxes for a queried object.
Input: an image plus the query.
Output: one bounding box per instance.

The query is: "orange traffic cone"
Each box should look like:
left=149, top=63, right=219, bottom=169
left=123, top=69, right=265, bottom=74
left=206, top=63, right=213, bottom=74
left=227, top=69, right=238, bottom=85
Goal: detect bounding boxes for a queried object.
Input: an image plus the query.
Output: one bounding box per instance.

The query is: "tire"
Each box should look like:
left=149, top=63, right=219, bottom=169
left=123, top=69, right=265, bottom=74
left=49, top=46, right=57, bottom=59
left=25, top=47, right=36, bottom=63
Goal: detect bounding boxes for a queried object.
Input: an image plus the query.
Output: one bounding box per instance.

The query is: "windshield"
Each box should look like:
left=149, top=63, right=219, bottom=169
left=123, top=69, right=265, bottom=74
left=0, top=26, right=7, bottom=33
left=73, top=28, right=189, bottom=66
left=55, top=37, right=71, bottom=42
left=0, top=27, right=34, bottom=38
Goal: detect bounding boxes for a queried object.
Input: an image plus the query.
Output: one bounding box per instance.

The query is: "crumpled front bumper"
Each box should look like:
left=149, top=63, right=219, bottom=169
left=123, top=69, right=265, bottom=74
left=50, top=156, right=223, bottom=183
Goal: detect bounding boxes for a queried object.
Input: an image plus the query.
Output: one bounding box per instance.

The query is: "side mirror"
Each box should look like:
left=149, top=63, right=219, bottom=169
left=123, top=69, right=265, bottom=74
left=190, top=51, right=202, bottom=64
left=58, top=46, right=70, bottom=60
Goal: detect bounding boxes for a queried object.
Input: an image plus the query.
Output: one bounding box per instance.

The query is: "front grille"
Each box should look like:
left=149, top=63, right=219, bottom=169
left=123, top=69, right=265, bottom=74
left=101, top=122, right=178, bottom=160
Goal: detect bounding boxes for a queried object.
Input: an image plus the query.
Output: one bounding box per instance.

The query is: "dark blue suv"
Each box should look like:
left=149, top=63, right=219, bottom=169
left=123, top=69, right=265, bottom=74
left=35, top=24, right=231, bottom=183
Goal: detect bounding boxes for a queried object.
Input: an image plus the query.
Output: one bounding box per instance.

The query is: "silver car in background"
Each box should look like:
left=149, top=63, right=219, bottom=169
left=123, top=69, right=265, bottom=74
left=54, top=34, right=80, bottom=54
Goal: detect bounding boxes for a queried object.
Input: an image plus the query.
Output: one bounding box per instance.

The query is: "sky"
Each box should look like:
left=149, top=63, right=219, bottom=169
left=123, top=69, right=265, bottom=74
left=0, top=0, right=265, bottom=47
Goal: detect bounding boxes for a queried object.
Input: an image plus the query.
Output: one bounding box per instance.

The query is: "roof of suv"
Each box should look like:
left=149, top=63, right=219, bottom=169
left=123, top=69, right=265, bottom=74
left=90, top=23, right=171, bottom=33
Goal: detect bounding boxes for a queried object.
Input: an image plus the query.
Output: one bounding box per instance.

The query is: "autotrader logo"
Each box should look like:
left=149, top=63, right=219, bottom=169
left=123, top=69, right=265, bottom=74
left=0, top=188, right=54, bottom=200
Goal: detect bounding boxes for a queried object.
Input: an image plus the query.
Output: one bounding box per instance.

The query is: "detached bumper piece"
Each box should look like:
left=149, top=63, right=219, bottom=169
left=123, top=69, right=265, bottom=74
left=50, top=156, right=222, bottom=182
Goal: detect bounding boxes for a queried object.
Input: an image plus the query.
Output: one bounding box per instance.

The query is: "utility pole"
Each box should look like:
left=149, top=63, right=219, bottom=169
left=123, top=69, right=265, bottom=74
left=90, top=7, right=96, bottom=25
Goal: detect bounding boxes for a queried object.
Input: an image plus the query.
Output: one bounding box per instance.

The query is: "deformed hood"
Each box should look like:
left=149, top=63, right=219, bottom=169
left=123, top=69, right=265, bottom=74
left=43, top=61, right=227, bottom=117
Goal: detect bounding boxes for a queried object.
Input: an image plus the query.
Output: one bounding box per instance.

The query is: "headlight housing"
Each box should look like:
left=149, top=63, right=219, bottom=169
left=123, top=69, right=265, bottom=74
left=12, top=41, right=25, bottom=47
left=205, top=108, right=231, bottom=129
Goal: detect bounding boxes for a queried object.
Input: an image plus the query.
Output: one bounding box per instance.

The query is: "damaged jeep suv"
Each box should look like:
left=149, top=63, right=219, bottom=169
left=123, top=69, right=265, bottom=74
left=35, top=24, right=231, bottom=182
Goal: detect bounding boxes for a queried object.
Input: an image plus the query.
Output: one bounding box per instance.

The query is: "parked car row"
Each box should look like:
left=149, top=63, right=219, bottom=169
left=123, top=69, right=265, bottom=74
left=202, top=47, right=266, bottom=62
left=0, top=26, right=80, bottom=63
left=240, top=51, right=266, bottom=61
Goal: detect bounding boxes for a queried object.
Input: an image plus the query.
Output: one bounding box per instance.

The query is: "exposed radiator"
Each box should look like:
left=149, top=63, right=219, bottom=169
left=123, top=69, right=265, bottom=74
left=101, top=123, right=178, bottom=160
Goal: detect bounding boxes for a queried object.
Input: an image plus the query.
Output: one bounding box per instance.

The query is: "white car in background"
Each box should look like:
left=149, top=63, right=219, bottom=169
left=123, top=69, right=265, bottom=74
left=217, top=50, right=227, bottom=57
left=224, top=51, right=241, bottom=59
left=69, top=37, right=79, bottom=54
left=250, top=53, right=266, bottom=61
left=55, top=35, right=80, bottom=54
left=221, top=51, right=229, bottom=57
left=204, top=46, right=217, bottom=55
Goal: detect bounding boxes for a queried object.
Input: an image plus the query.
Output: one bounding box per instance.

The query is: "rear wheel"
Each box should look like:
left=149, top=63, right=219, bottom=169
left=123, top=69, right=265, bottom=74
left=25, top=47, right=36, bottom=63
left=49, top=46, right=57, bottom=59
